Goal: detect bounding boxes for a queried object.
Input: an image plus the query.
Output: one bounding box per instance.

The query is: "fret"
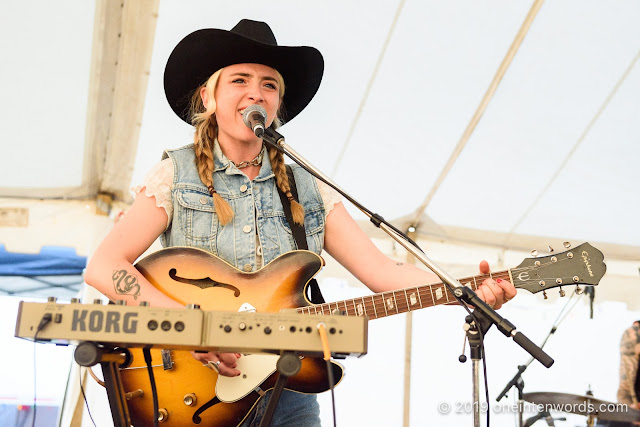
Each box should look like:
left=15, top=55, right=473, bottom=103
left=391, top=292, right=399, bottom=314
left=352, top=299, right=358, bottom=317
left=432, top=285, right=445, bottom=304
left=429, top=286, right=436, bottom=306
left=473, top=276, right=477, bottom=290
left=444, top=285, right=450, bottom=303
left=403, top=289, right=411, bottom=312
left=381, top=292, right=389, bottom=317
left=370, top=295, right=378, bottom=319
left=343, top=300, right=350, bottom=316
left=416, top=287, right=424, bottom=308
left=360, top=297, right=367, bottom=317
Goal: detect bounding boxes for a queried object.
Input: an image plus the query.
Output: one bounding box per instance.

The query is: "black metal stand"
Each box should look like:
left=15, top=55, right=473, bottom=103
left=262, top=127, right=554, bottom=369
left=258, top=351, right=301, bottom=427
left=463, top=312, right=492, bottom=427
left=74, top=341, right=132, bottom=427
left=496, top=364, right=526, bottom=426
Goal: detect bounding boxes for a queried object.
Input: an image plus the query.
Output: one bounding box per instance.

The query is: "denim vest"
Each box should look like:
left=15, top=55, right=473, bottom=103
left=161, top=143, right=325, bottom=272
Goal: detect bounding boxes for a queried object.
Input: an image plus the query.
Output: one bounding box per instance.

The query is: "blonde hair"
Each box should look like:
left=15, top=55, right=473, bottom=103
left=189, top=67, right=304, bottom=226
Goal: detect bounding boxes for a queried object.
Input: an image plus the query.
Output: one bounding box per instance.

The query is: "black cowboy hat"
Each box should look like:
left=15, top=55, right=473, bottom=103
left=164, top=19, right=324, bottom=125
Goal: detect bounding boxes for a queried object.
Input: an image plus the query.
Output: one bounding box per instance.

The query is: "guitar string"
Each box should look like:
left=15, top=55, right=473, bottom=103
left=297, top=272, right=514, bottom=319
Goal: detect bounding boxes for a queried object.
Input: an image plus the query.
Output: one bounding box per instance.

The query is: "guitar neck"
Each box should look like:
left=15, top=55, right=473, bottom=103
left=296, top=270, right=512, bottom=320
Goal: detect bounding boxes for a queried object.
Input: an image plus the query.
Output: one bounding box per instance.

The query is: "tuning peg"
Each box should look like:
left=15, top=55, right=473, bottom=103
left=563, top=241, right=571, bottom=249
left=559, top=287, right=566, bottom=297
left=543, top=290, right=548, bottom=300
left=576, top=286, right=583, bottom=295
left=530, top=249, right=539, bottom=257
left=548, top=245, right=554, bottom=253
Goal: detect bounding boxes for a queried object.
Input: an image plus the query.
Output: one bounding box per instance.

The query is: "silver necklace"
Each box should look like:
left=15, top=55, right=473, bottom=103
left=230, top=150, right=264, bottom=169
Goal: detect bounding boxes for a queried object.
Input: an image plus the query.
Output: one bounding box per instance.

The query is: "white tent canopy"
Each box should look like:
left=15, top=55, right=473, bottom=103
left=1, top=1, right=639, bottom=426
left=2, top=0, right=639, bottom=257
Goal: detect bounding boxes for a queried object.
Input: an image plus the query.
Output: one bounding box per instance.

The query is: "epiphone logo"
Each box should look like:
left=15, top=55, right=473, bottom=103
left=71, top=309, right=138, bottom=333
left=581, top=251, right=594, bottom=277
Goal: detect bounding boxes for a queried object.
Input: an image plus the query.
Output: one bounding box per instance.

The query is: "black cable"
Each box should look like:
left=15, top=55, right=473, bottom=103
left=31, top=313, right=52, bottom=427
left=263, top=128, right=423, bottom=252
left=79, top=371, right=97, bottom=427
left=143, top=348, right=159, bottom=427
left=325, top=360, right=337, bottom=427
left=468, top=311, right=491, bottom=427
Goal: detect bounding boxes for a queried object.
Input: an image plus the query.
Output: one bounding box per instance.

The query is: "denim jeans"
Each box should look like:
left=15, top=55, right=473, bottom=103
left=240, top=390, right=320, bottom=427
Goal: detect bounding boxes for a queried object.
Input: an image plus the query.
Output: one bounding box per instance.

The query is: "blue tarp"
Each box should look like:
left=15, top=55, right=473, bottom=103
left=0, top=244, right=87, bottom=276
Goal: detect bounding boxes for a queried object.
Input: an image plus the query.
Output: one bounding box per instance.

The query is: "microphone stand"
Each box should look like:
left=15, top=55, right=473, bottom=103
left=261, top=127, right=555, bottom=425
left=495, top=289, right=584, bottom=426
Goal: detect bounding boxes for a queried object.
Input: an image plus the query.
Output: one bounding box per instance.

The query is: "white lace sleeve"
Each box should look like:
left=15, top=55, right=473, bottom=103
left=315, top=178, right=342, bottom=216
left=131, top=159, right=173, bottom=229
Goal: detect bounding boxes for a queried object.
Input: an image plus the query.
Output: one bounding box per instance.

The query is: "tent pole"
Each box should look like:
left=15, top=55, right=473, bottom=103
left=409, top=0, right=545, bottom=228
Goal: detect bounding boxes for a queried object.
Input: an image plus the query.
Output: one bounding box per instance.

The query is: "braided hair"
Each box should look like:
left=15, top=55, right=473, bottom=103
left=188, top=68, right=304, bottom=226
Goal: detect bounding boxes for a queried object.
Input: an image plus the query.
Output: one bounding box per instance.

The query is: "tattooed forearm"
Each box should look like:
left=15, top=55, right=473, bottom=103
left=396, top=262, right=404, bottom=266
left=112, top=269, right=141, bottom=300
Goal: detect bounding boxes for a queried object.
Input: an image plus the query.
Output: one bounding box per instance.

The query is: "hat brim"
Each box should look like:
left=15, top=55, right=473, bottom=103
left=164, top=28, right=324, bottom=125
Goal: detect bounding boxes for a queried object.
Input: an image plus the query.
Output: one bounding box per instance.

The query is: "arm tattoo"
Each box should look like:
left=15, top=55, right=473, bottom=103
left=396, top=262, right=404, bottom=266
left=112, top=269, right=141, bottom=300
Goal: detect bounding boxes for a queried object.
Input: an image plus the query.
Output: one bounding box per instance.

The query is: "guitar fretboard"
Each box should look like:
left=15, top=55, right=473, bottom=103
left=295, top=270, right=512, bottom=320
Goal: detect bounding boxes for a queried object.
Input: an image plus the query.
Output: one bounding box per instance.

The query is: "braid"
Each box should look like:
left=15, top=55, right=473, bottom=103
left=186, top=67, right=289, bottom=227
left=268, top=145, right=304, bottom=225
left=191, top=84, right=234, bottom=225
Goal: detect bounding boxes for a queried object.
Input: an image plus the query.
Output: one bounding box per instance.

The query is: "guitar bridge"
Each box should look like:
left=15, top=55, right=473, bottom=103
left=161, top=349, right=174, bottom=370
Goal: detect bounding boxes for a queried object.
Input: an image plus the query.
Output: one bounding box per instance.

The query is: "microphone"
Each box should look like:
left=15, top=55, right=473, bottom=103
left=242, top=105, right=267, bottom=137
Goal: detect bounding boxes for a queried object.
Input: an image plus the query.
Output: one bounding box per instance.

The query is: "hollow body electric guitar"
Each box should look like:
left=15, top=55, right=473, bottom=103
left=121, top=243, right=605, bottom=426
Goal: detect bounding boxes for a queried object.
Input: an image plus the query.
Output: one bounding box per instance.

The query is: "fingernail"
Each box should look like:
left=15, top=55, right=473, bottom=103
left=496, top=278, right=503, bottom=283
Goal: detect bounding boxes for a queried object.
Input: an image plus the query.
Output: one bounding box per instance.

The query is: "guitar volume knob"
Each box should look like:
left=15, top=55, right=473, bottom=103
left=157, top=408, right=169, bottom=422
left=183, top=393, right=197, bottom=406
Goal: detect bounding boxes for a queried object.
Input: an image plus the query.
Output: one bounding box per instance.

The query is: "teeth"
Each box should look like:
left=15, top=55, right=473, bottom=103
left=239, top=109, right=245, bottom=114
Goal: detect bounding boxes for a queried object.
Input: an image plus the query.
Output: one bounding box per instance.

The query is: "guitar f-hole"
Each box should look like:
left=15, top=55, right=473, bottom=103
left=168, top=269, right=241, bottom=296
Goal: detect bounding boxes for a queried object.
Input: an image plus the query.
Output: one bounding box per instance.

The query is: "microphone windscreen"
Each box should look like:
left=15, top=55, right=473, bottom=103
left=242, top=105, right=267, bottom=127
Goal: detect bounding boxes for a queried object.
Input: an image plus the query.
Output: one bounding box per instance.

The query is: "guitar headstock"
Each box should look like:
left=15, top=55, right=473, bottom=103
left=511, top=242, right=606, bottom=294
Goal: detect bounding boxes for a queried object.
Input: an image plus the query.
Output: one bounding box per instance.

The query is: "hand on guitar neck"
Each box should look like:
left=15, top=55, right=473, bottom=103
left=474, top=260, right=517, bottom=310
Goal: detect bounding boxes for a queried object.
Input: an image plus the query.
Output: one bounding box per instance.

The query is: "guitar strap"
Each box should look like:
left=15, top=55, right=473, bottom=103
left=276, top=165, right=325, bottom=304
